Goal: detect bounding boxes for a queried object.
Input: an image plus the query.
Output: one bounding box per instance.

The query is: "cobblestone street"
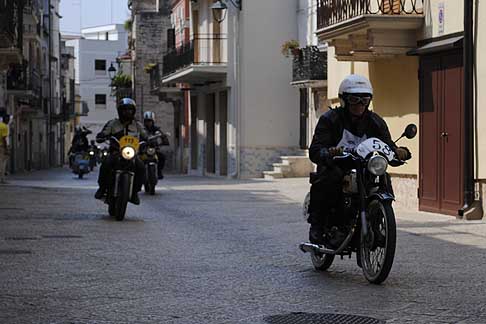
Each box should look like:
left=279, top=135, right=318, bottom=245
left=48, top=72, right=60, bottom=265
left=1, top=169, right=486, bottom=323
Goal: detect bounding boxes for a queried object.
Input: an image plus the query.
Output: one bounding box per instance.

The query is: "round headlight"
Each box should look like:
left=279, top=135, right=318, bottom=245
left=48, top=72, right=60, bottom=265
left=89, top=151, right=95, bottom=156
left=121, top=146, right=136, bottom=160
left=103, top=151, right=108, bottom=156
left=147, top=147, right=156, bottom=155
left=367, top=154, right=388, bottom=176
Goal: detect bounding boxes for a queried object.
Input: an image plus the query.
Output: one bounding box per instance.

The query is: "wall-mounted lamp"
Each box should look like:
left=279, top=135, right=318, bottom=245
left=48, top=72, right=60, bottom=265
left=108, top=63, right=117, bottom=80
left=211, top=0, right=241, bottom=23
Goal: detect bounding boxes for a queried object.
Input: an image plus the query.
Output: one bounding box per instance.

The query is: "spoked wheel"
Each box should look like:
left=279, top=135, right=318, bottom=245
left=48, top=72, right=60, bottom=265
left=360, top=200, right=396, bottom=284
left=311, top=252, right=335, bottom=271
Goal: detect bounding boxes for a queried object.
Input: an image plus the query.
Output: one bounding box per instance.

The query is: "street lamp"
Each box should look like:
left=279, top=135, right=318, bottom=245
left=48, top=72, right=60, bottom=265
left=108, top=63, right=117, bottom=80
left=211, top=0, right=241, bottom=23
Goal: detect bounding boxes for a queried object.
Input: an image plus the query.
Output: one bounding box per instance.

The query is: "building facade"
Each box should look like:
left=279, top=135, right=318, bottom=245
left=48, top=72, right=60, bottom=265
left=65, top=25, right=128, bottom=139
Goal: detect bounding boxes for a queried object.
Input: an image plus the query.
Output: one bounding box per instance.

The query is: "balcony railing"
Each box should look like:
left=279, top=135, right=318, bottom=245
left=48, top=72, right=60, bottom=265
left=162, top=34, right=227, bottom=77
left=0, top=0, right=24, bottom=50
left=292, top=46, right=327, bottom=83
left=317, top=0, right=423, bottom=30
left=6, top=62, right=41, bottom=97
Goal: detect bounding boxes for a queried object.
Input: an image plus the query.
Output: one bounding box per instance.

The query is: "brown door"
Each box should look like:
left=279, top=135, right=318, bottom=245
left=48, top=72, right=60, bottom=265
left=419, top=51, right=464, bottom=215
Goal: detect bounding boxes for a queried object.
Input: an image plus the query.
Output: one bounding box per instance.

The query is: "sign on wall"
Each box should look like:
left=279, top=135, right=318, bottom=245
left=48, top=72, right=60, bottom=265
left=438, top=2, right=445, bottom=36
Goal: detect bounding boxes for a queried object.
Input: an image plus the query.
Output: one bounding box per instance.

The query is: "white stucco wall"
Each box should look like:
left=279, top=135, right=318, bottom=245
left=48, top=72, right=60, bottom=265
left=66, top=29, right=128, bottom=138
left=238, top=0, right=299, bottom=149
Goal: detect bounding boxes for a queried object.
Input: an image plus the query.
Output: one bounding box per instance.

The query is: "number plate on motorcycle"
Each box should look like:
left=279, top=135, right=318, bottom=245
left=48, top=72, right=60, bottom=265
left=119, top=135, right=140, bottom=150
left=356, top=138, right=395, bottom=161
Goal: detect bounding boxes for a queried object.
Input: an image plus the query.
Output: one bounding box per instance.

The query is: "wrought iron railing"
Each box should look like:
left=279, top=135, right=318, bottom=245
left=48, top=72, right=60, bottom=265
left=292, top=46, right=327, bottom=83
left=6, top=62, right=41, bottom=97
left=162, top=34, right=227, bottom=77
left=317, top=0, right=423, bottom=30
left=0, top=0, right=24, bottom=50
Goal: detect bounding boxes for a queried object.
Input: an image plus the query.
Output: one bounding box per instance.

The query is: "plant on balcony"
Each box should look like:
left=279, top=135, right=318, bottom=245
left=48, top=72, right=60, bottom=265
left=144, top=63, right=157, bottom=73
left=124, top=18, right=133, bottom=32
left=281, top=40, right=301, bottom=58
left=111, top=73, right=132, bottom=89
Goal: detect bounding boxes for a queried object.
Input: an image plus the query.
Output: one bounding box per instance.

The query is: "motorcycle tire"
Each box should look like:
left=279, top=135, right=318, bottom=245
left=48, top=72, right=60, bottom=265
left=147, top=165, right=157, bottom=195
left=108, top=199, right=116, bottom=217
left=360, top=200, right=396, bottom=284
left=78, top=173, right=83, bottom=179
left=311, top=252, right=335, bottom=271
left=113, top=173, right=130, bottom=221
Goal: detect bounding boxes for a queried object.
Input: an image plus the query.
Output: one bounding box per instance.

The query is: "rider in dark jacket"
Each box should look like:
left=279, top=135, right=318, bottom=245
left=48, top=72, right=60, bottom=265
left=94, top=98, right=147, bottom=205
left=143, top=111, right=168, bottom=179
left=308, top=74, right=410, bottom=244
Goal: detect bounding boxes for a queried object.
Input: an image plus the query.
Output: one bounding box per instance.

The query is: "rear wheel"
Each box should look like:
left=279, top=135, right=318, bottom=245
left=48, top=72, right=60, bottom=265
left=360, top=200, right=396, bottom=284
left=113, top=173, right=130, bottom=221
left=311, top=253, right=335, bottom=271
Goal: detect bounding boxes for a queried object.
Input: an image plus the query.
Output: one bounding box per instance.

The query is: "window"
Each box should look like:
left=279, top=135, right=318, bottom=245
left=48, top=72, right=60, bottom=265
left=95, top=94, right=107, bottom=106
left=95, top=60, right=106, bottom=75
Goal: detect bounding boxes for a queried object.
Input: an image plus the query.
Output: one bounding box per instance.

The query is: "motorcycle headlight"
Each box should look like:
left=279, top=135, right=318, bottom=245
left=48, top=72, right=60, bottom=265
left=103, top=151, right=108, bottom=156
left=147, top=147, right=156, bottom=155
left=89, top=151, right=95, bottom=156
left=367, top=154, right=388, bottom=176
left=121, top=146, right=136, bottom=160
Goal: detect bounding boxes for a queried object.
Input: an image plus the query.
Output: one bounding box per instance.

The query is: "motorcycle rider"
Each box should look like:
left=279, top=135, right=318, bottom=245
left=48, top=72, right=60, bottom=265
left=308, top=74, right=410, bottom=245
left=143, top=111, right=168, bottom=179
left=68, top=126, right=92, bottom=167
left=94, top=98, right=147, bottom=205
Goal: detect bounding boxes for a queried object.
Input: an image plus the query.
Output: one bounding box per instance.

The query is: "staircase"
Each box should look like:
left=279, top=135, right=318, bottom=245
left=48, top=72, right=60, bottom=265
left=263, top=152, right=315, bottom=180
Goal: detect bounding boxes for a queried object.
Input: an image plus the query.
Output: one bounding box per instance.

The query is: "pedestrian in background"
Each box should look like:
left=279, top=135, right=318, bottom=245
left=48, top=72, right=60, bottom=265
left=0, top=113, right=10, bottom=184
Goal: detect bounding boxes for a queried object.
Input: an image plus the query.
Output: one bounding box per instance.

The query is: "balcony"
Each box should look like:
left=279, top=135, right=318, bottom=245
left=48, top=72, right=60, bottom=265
left=0, top=0, right=24, bottom=68
left=6, top=62, right=41, bottom=99
left=162, top=34, right=227, bottom=85
left=316, top=0, right=424, bottom=61
left=291, top=46, right=327, bottom=88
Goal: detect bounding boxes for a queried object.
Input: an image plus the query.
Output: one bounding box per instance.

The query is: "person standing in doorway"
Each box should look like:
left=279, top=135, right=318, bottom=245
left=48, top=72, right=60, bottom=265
left=0, top=114, right=11, bottom=184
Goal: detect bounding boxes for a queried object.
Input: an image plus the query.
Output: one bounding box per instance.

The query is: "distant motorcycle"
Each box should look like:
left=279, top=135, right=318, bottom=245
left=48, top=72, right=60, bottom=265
left=300, top=124, right=417, bottom=284
left=88, top=148, right=97, bottom=171
left=70, top=152, right=90, bottom=179
left=140, top=134, right=162, bottom=195
left=100, top=147, right=109, bottom=162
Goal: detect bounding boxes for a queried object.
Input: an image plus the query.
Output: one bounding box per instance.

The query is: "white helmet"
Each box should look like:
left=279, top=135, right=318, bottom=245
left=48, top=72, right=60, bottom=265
left=143, top=111, right=155, bottom=121
left=338, top=74, right=373, bottom=97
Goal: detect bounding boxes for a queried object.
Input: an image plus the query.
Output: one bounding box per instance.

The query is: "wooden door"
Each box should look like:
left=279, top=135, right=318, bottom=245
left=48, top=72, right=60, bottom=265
left=212, top=15, right=221, bottom=63
left=299, top=89, right=308, bottom=149
left=206, top=93, right=216, bottom=174
left=419, top=51, right=464, bottom=215
left=192, top=10, right=199, bottom=64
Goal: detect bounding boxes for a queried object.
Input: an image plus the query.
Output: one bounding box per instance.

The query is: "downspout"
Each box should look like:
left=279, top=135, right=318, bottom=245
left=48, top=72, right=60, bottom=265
left=458, top=0, right=475, bottom=216
left=48, top=0, right=52, bottom=167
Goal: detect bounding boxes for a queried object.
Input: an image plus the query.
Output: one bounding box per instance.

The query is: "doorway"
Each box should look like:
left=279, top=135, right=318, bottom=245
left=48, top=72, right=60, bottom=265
left=419, top=50, right=464, bottom=215
left=299, top=89, right=308, bottom=149
left=206, top=93, right=216, bottom=174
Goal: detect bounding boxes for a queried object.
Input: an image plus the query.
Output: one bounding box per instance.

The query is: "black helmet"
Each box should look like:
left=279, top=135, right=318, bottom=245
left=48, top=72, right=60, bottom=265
left=117, top=98, right=136, bottom=122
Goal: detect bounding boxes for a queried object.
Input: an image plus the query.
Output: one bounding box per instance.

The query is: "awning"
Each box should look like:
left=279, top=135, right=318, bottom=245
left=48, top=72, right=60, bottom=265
left=407, top=36, right=463, bottom=56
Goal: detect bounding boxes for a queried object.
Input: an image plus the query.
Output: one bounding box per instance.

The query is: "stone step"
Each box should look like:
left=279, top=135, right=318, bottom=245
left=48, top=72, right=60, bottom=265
left=263, top=170, right=284, bottom=180
left=272, top=163, right=291, bottom=174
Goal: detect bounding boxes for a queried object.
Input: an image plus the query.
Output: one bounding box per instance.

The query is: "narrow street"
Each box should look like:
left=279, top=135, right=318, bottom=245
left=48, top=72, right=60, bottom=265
left=0, top=169, right=485, bottom=323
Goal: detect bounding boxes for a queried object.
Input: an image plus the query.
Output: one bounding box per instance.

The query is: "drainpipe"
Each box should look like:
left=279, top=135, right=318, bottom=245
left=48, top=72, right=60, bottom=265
left=459, top=0, right=475, bottom=216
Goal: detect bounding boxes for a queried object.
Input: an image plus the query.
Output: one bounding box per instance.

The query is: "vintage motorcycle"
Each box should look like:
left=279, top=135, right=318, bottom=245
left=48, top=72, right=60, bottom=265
left=88, top=147, right=97, bottom=171
left=139, top=134, right=162, bottom=195
left=300, top=124, right=417, bottom=284
left=70, top=151, right=90, bottom=179
left=103, top=134, right=142, bottom=221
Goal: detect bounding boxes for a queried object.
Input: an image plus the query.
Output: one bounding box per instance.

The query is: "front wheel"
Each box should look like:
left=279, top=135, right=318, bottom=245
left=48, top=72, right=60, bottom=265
left=113, top=173, right=130, bottom=221
left=311, top=253, right=335, bottom=271
left=78, top=173, right=83, bottom=179
left=360, top=200, right=396, bottom=284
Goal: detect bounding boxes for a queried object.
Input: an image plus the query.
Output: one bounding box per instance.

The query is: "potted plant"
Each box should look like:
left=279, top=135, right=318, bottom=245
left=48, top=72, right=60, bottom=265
left=144, top=63, right=157, bottom=73
left=111, top=73, right=132, bottom=89
left=281, top=40, right=301, bottom=58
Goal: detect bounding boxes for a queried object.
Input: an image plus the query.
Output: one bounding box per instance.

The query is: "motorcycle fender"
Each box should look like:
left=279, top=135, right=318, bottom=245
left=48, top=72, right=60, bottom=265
left=367, top=192, right=395, bottom=203
left=113, top=171, right=123, bottom=197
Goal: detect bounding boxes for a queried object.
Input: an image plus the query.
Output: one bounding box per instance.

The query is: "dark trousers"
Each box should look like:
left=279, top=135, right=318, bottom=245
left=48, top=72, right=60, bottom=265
left=98, top=154, right=145, bottom=193
left=157, top=152, right=166, bottom=175
left=308, top=165, right=344, bottom=228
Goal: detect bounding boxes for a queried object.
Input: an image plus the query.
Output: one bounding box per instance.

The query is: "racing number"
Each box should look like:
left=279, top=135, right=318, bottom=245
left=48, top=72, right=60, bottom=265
left=372, top=139, right=392, bottom=156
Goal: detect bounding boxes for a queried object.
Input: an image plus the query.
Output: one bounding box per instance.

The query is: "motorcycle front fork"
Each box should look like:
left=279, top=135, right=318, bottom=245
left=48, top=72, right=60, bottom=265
left=357, top=170, right=368, bottom=238
left=113, top=170, right=135, bottom=198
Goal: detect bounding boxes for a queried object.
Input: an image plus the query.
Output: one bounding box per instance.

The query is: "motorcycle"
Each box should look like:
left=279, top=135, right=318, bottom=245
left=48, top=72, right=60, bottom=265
left=139, top=134, right=162, bottom=195
left=299, top=124, right=417, bottom=284
left=100, top=147, right=109, bottom=162
left=71, top=151, right=90, bottom=179
left=88, top=148, right=97, bottom=171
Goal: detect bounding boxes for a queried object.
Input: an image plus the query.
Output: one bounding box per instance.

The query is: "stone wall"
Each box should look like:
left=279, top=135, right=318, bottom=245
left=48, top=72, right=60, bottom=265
left=389, top=173, right=418, bottom=211
left=132, top=0, right=175, bottom=169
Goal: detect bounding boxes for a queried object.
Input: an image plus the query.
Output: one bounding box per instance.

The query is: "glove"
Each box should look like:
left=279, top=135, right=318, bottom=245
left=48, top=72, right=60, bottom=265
left=395, top=147, right=411, bottom=160
left=328, top=147, right=344, bottom=157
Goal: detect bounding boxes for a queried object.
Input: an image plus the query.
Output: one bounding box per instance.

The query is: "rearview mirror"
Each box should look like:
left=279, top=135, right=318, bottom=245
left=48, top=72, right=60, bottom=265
left=403, top=124, right=417, bottom=139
